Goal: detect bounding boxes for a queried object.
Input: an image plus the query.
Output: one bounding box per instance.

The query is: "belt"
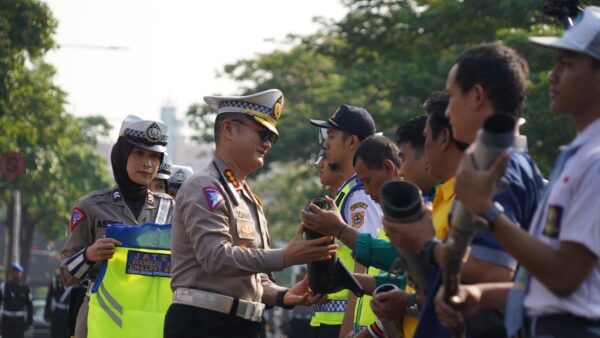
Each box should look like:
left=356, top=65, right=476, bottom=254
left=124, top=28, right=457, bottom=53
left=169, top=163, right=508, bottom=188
left=2, top=310, right=26, bottom=317
left=53, top=303, right=70, bottom=311
left=172, top=288, right=265, bottom=323
left=526, top=314, right=600, bottom=338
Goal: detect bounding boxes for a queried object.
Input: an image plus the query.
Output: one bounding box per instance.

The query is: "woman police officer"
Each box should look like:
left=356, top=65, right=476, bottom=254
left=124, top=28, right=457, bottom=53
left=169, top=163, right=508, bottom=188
left=60, top=115, right=174, bottom=338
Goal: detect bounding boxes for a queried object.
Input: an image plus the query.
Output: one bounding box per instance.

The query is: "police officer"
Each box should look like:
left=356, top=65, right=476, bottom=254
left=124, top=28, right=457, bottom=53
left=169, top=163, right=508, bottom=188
left=149, top=153, right=172, bottom=194
left=44, top=272, right=72, bottom=338
left=60, top=115, right=174, bottom=338
left=166, top=164, right=193, bottom=198
left=164, top=89, right=336, bottom=338
left=304, top=104, right=382, bottom=338
left=0, top=263, right=33, bottom=338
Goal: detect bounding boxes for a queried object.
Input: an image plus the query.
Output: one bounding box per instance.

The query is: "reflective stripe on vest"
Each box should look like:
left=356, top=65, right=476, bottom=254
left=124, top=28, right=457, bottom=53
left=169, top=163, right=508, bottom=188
left=310, top=175, right=363, bottom=327
left=88, top=223, right=173, bottom=338
left=353, top=229, right=387, bottom=331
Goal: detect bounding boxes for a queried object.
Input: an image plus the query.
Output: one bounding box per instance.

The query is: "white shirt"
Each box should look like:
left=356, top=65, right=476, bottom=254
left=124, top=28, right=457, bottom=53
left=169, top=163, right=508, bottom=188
left=524, top=117, right=600, bottom=319
left=343, top=186, right=382, bottom=237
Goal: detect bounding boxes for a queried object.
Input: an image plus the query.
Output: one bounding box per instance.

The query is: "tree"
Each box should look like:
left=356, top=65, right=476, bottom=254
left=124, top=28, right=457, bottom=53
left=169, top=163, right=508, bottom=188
left=252, top=160, right=326, bottom=241
left=186, top=0, right=594, bottom=241
left=0, top=0, right=112, bottom=273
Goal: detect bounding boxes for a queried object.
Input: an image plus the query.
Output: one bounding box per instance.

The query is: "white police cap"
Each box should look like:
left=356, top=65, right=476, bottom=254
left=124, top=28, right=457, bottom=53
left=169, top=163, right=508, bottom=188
left=530, top=6, right=600, bottom=61
left=155, top=153, right=172, bottom=180
left=168, top=165, right=194, bottom=193
left=203, top=89, right=284, bottom=135
left=119, top=115, right=169, bottom=153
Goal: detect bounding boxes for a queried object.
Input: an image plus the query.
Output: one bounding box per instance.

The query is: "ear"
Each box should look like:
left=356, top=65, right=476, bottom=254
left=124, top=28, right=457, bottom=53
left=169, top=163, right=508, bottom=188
left=471, top=83, right=487, bottom=111
left=349, top=135, right=361, bottom=150
left=221, top=119, right=236, bottom=141
left=382, top=159, right=396, bottom=175
left=440, top=127, right=451, bottom=151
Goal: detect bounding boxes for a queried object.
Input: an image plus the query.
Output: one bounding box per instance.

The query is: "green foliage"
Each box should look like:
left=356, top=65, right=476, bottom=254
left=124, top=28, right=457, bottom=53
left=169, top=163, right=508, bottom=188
left=187, top=0, right=593, bottom=176
left=186, top=0, right=600, bottom=240
left=0, top=0, right=111, bottom=245
left=252, top=161, right=327, bottom=241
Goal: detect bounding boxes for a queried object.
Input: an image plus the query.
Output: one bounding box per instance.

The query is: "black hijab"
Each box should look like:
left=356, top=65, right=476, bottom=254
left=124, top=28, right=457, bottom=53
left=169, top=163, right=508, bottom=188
left=111, top=137, right=148, bottom=217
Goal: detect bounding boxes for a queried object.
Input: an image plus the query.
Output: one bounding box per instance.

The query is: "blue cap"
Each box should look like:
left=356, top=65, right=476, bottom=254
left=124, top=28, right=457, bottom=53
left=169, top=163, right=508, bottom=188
left=310, top=104, right=376, bottom=141
left=11, top=262, right=24, bottom=272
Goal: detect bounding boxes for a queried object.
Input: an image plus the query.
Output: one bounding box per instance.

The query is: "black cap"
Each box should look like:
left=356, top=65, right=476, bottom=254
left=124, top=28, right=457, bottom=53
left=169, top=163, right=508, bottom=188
left=310, top=104, right=376, bottom=141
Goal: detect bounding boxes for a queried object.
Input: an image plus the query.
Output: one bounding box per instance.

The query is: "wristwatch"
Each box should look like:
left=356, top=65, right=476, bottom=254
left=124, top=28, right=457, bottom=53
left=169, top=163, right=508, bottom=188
left=475, top=201, right=504, bottom=231
left=276, top=290, right=294, bottom=309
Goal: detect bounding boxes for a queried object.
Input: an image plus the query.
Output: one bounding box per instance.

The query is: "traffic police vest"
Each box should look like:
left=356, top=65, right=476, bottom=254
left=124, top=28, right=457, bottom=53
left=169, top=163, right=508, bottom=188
left=310, top=175, right=363, bottom=327
left=353, top=229, right=387, bottom=332
left=88, top=223, right=172, bottom=338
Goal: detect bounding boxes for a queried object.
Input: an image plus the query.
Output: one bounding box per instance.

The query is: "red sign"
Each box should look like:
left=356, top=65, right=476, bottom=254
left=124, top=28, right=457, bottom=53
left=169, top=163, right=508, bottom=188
left=0, top=152, right=27, bottom=180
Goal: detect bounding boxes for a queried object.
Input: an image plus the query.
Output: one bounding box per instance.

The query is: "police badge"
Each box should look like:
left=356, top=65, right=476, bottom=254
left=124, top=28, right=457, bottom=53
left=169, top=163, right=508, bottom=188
left=146, top=123, right=162, bottom=142
left=273, top=96, right=283, bottom=121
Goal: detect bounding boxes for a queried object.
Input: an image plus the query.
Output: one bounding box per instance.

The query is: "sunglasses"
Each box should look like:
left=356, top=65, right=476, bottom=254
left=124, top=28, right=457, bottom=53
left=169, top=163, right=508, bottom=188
left=231, top=119, right=279, bottom=144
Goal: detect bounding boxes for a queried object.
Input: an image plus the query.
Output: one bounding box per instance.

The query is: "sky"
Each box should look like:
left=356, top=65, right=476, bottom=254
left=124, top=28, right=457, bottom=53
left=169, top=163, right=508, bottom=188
left=43, top=0, right=347, bottom=139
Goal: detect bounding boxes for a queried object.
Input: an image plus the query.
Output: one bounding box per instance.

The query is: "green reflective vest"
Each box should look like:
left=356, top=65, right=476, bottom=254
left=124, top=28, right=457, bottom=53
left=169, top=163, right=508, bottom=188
left=88, top=223, right=172, bottom=338
left=310, top=175, right=363, bottom=327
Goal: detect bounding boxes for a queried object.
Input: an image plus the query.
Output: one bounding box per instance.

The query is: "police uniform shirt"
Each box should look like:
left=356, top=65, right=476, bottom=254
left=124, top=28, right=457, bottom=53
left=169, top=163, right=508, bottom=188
left=0, top=281, right=33, bottom=319
left=523, top=117, right=600, bottom=319
left=61, top=188, right=174, bottom=283
left=342, top=182, right=383, bottom=237
left=170, top=156, right=285, bottom=303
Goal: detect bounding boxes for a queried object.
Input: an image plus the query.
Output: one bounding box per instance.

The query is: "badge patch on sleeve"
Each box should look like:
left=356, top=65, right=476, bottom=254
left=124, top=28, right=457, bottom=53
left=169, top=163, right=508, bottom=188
left=351, top=211, right=365, bottom=228
left=126, top=250, right=171, bottom=277
left=350, top=202, right=368, bottom=211
left=203, top=187, right=224, bottom=211
left=70, top=208, right=86, bottom=231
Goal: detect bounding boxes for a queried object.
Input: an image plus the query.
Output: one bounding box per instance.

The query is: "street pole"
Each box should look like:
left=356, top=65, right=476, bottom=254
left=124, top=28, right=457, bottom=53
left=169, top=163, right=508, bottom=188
left=13, top=189, right=21, bottom=264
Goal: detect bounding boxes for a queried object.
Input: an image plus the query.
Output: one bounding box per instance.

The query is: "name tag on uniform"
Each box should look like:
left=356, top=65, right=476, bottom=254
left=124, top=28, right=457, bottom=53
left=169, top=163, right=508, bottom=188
left=542, top=205, right=563, bottom=239
left=126, top=250, right=171, bottom=277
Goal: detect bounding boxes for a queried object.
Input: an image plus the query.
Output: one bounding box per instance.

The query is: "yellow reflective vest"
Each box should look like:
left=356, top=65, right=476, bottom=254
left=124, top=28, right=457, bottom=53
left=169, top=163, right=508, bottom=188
left=353, top=229, right=388, bottom=331
left=88, top=223, right=173, bottom=338
left=310, top=175, right=363, bottom=327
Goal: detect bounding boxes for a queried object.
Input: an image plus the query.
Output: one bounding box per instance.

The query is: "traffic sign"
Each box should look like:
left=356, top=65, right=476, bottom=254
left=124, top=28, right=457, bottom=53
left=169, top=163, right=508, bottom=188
left=0, top=152, right=27, bottom=180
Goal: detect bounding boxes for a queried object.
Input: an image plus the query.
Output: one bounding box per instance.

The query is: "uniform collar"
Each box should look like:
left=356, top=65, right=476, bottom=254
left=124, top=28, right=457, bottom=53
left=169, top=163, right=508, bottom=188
left=336, top=173, right=361, bottom=195
left=213, top=156, right=243, bottom=190
left=570, top=116, right=600, bottom=149
left=111, top=187, right=156, bottom=208
left=435, top=177, right=456, bottom=202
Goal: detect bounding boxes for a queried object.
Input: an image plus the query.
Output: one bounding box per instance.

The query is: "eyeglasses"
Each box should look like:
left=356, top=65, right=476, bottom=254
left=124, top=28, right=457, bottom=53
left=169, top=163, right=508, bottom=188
left=318, top=128, right=327, bottom=146
left=231, top=119, right=279, bottom=144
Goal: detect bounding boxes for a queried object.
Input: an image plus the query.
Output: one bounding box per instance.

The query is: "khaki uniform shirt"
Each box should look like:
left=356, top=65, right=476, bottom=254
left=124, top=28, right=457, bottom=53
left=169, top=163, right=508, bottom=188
left=60, top=187, right=174, bottom=284
left=170, top=156, right=285, bottom=303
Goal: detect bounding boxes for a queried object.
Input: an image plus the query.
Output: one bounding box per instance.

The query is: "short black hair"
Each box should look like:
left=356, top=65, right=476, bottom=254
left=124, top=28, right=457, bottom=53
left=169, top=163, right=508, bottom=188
left=394, top=115, right=427, bottom=155
left=214, top=112, right=244, bottom=145
left=353, top=135, right=401, bottom=169
left=423, top=91, right=451, bottom=140
left=455, top=44, right=529, bottom=116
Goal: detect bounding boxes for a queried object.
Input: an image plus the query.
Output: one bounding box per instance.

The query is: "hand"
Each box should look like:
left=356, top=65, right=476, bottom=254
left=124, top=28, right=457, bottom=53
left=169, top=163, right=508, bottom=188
left=454, top=144, right=510, bottom=215
left=283, top=224, right=338, bottom=267
left=283, top=276, right=329, bottom=306
left=370, top=289, right=408, bottom=322
left=382, top=203, right=435, bottom=253
left=434, top=284, right=482, bottom=330
left=85, top=237, right=121, bottom=262
left=301, top=196, right=345, bottom=236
